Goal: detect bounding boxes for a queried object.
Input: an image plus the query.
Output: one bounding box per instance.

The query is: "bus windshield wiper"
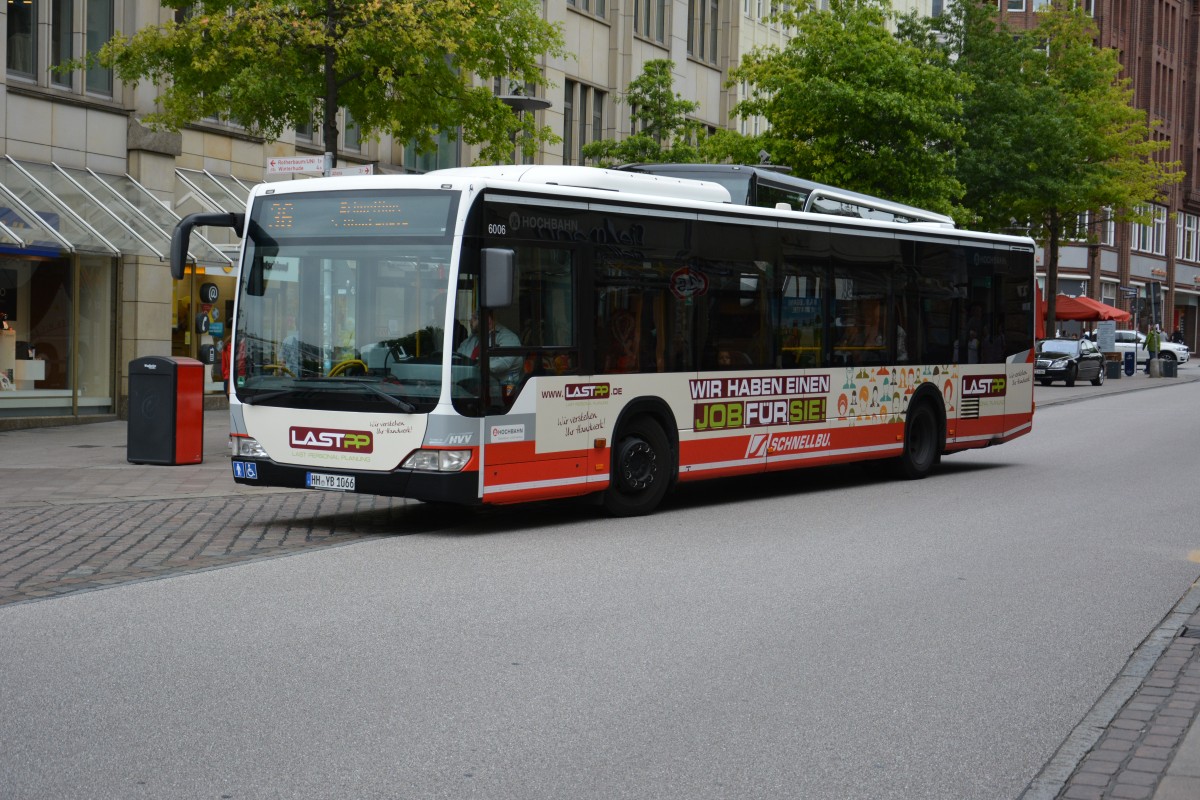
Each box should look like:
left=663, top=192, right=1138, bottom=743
left=241, top=379, right=416, bottom=412
left=312, top=377, right=417, bottom=412
left=241, top=389, right=295, bottom=405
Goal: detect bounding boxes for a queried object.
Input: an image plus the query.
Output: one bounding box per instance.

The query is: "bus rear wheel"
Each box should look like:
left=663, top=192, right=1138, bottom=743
left=604, top=418, right=671, bottom=517
left=895, top=401, right=942, bottom=480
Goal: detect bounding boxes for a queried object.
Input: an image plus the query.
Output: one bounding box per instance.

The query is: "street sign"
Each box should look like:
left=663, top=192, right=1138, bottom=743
left=1119, top=286, right=1138, bottom=297
left=330, top=164, right=374, bottom=177
left=266, top=155, right=325, bottom=174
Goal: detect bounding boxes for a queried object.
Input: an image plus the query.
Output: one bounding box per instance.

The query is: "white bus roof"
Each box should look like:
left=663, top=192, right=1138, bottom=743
left=428, top=165, right=732, bottom=205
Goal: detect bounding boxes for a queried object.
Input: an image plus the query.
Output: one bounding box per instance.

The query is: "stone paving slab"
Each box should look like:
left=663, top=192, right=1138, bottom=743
left=2, top=378, right=1199, bottom=798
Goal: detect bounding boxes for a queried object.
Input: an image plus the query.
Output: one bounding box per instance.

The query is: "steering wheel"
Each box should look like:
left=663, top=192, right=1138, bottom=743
left=262, top=363, right=295, bottom=377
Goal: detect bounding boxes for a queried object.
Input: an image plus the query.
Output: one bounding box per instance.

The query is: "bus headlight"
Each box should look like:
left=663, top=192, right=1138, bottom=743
left=231, top=435, right=270, bottom=459
left=401, top=449, right=472, bottom=472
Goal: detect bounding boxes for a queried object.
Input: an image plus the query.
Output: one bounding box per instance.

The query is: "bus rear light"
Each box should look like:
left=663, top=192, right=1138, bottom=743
left=402, top=449, right=471, bottom=472
left=231, top=435, right=269, bottom=459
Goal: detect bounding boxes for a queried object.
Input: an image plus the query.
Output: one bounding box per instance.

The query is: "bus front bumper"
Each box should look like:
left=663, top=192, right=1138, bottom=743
left=229, top=459, right=480, bottom=505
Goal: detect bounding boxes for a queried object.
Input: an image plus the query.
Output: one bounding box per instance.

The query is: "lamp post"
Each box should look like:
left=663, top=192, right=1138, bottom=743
left=497, top=94, right=551, bottom=165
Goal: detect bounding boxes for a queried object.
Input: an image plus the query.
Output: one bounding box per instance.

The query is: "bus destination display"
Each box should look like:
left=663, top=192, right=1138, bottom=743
left=258, top=192, right=453, bottom=237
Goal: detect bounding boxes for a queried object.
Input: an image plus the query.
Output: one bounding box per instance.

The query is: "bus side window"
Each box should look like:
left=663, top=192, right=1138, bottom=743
left=507, top=246, right=577, bottom=400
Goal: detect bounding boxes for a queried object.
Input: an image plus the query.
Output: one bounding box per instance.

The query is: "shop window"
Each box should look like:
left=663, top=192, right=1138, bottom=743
left=173, top=268, right=238, bottom=393
left=78, top=255, right=114, bottom=404
left=0, top=256, right=115, bottom=412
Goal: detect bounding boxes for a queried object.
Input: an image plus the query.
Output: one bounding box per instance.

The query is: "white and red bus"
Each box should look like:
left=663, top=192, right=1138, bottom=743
left=170, top=165, right=1036, bottom=516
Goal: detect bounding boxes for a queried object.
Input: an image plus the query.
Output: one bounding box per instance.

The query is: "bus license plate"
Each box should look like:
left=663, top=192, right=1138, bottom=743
left=307, top=472, right=355, bottom=491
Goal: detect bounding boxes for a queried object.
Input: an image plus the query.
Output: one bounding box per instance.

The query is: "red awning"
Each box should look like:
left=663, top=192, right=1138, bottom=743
left=1038, top=292, right=1131, bottom=324
left=1053, top=294, right=1131, bottom=321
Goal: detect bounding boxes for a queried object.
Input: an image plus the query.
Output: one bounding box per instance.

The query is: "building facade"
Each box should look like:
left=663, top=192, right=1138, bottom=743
left=0, top=0, right=1191, bottom=426
left=1002, top=0, right=1200, bottom=344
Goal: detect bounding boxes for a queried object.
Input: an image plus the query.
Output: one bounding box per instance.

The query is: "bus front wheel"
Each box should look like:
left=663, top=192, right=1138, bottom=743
left=604, top=418, right=671, bottom=517
left=895, top=401, right=942, bottom=480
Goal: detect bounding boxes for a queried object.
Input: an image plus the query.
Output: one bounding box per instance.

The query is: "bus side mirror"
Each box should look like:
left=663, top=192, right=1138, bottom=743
left=482, top=248, right=514, bottom=308
left=170, top=212, right=245, bottom=280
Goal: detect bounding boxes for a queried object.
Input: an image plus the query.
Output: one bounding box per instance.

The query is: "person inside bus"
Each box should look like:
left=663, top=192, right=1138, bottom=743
left=457, top=310, right=523, bottom=387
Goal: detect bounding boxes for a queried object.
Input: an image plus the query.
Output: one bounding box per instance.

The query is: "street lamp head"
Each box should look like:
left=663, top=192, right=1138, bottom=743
left=498, top=95, right=552, bottom=113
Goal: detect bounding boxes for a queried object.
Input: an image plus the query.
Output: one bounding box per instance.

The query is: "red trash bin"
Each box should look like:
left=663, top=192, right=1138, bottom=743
left=127, top=356, right=204, bottom=465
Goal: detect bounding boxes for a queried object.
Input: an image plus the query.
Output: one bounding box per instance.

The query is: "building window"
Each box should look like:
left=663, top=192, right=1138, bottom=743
left=295, top=111, right=314, bottom=142
left=635, top=0, right=666, bottom=42
left=1132, top=204, right=1168, bottom=256
left=1178, top=213, right=1199, bottom=263
left=1064, top=212, right=1088, bottom=242
left=687, top=0, right=719, bottom=63
left=1100, top=209, right=1115, bottom=246
left=402, top=129, right=460, bottom=173
left=1101, top=282, right=1116, bottom=307
left=7, top=0, right=38, bottom=78
left=86, top=0, right=114, bottom=95
left=592, top=91, right=605, bottom=145
left=578, top=88, right=589, bottom=166
left=687, top=1, right=695, bottom=55
left=568, top=0, right=605, bottom=17
left=564, top=82, right=605, bottom=165
left=51, top=0, right=74, bottom=88
left=709, top=0, right=719, bottom=60
left=1152, top=205, right=1167, bottom=255
left=343, top=109, right=360, bottom=151
left=563, top=80, right=576, bottom=166
left=1066, top=210, right=1115, bottom=245
left=1004, top=0, right=1025, bottom=11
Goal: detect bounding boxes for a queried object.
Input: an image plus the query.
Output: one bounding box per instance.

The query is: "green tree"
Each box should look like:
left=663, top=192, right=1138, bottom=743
left=80, top=0, right=565, bottom=167
left=731, top=0, right=967, bottom=216
left=943, top=0, right=1182, bottom=330
left=582, top=60, right=704, bottom=166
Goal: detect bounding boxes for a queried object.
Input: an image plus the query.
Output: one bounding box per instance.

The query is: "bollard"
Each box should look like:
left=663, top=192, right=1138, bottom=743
left=1148, top=358, right=1161, bottom=378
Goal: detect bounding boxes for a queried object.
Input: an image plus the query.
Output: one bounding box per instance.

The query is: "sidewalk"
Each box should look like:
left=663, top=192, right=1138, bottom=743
left=1, top=409, right=295, bottom=508
left=2, top=371, right=1200, bottom=799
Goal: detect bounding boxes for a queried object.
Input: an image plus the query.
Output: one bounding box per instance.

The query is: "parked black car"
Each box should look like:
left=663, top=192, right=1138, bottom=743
left=1035, top=338, right=1106, bottom=386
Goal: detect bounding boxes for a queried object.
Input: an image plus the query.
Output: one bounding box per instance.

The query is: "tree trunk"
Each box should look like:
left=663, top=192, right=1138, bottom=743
left=322, top=0, right=338, bottom=176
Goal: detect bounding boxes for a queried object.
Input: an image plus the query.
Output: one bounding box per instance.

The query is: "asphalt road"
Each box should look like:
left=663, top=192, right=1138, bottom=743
left=1, top=380, right=1198, bottom=799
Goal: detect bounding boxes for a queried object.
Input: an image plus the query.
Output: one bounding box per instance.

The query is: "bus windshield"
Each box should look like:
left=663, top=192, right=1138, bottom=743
left=232, top=190, right=461, bottom=413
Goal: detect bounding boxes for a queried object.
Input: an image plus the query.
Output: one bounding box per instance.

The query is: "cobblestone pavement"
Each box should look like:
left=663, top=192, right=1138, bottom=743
left=0, top=411, right=481, bottom=608
left=1061, top=621, right=1200, bottom=800
left=2, top=492, right=412, bottom=607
